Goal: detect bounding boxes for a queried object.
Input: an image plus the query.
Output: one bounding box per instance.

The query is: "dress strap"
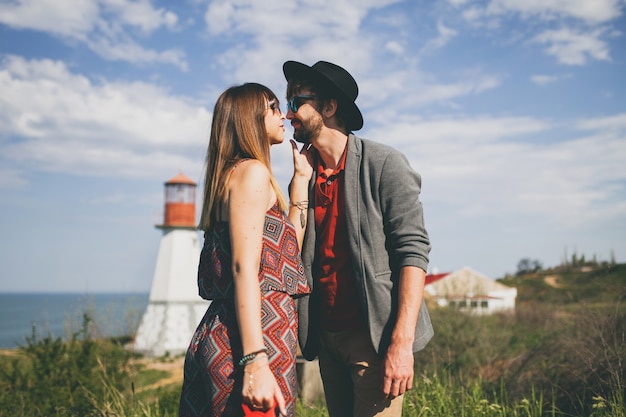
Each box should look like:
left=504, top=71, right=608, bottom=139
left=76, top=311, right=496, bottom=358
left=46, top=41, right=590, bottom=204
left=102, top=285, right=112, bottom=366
left=231, top=158, right=250, bottom=170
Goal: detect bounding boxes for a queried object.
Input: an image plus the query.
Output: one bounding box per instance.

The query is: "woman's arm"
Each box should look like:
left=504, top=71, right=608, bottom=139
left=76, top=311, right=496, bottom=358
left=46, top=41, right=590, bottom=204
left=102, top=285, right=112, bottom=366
left=288, top=140, right=313, bottom=248
left=228, top=159, right=286, bottom=414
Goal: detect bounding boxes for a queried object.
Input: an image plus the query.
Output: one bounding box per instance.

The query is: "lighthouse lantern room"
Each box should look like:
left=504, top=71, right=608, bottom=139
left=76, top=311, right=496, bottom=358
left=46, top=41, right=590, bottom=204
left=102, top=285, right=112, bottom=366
left=132, top=172, right=209, bottom=357
left=161, top=172, right=196, bottom=228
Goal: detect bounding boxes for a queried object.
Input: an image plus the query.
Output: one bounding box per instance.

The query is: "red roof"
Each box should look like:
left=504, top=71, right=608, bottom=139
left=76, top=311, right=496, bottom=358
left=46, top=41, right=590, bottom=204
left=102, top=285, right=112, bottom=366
left=425, top=272, right=449, bottom=286
left=165, top=172, right=196, bottom=185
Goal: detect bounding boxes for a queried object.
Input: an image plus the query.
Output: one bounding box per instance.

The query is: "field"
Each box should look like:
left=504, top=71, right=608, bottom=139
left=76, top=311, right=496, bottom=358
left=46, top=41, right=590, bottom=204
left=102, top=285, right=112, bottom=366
left=0, top=262, right=624, bottom=416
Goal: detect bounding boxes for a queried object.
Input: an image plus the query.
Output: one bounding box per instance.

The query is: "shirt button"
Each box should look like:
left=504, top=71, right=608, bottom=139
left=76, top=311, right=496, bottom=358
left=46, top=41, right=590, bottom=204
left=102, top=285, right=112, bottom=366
left=326, top=180, right=332, bottom=185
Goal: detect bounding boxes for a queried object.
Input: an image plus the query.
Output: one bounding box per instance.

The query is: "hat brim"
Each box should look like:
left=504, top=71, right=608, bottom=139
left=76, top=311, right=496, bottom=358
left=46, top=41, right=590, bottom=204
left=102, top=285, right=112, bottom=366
left=283, top=61, right=363, bottom=131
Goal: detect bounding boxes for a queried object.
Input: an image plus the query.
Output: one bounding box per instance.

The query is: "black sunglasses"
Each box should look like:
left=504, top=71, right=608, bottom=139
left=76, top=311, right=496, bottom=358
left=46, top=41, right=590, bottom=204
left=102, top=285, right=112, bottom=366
left=287, top=95, right=318, bottom=113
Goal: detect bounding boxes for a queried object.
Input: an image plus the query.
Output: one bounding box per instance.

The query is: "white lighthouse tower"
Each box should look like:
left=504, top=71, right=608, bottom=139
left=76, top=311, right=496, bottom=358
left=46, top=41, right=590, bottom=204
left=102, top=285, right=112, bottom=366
left=132, top=172, right=209, bottom=357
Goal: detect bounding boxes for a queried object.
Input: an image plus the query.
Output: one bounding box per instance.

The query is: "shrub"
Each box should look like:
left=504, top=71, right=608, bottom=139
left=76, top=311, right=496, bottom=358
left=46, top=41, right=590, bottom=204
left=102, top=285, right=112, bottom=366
left=0, top=313, right=134, bottom=417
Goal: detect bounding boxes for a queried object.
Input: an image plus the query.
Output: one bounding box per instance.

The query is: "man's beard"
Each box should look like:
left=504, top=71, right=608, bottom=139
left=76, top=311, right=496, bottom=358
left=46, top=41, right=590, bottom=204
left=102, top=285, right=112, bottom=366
left=293, top=114, right=323, bottom=144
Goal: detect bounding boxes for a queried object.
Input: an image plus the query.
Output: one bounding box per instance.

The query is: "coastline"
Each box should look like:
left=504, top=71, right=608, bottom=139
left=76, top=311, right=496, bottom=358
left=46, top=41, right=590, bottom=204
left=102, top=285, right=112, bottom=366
left=0, top=292, right=149, bottom=350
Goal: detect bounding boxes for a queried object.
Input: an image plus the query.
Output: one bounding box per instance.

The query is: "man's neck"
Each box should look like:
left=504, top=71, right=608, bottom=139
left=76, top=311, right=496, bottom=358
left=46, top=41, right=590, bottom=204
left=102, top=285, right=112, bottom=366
left=314, top=129, right=349, bottom=171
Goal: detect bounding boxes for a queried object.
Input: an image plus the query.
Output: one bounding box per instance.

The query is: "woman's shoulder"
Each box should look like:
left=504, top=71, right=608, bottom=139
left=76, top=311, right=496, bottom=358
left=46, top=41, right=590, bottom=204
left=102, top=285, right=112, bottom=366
left=228, top=159, right=272, bottom=195
left=231, top=158, right=269, bottom=177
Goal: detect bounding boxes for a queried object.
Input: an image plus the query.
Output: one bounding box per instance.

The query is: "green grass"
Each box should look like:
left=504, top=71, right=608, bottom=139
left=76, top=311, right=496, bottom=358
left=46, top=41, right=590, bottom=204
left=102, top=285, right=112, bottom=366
left=133, top=368, right=170, bottom=388
left=1, top=263, right=624, bottom=416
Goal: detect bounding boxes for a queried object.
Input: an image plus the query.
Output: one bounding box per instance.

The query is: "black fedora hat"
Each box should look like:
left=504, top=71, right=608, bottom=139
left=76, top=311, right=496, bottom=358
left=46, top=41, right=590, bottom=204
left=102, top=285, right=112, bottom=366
left=283, top=60, right=363, bottom=131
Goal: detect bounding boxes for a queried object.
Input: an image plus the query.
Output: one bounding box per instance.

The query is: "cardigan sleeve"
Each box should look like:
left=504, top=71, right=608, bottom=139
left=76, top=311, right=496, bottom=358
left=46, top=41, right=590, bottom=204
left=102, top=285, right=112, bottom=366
left=378, top=149, right=431, bottom=272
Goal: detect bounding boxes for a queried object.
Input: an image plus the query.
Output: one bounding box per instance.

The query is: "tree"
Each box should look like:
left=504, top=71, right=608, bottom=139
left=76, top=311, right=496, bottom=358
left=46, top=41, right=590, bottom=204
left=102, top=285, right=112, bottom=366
left=517, top=258, right=543, bottom=275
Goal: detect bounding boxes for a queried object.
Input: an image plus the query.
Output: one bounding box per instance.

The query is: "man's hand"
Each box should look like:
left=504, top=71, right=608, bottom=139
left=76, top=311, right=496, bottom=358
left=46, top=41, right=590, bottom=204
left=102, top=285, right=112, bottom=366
left=381, top=266, right=425, bottom=399
left=382, top=340, right=414, bottom=399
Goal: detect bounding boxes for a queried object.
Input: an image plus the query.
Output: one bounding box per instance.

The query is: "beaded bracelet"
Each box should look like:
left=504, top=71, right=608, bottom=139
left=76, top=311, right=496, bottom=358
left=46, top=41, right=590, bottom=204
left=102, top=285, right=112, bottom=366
left=238, top=347, right=268, bottom=367
left=243, top=352, right=268, bottom=367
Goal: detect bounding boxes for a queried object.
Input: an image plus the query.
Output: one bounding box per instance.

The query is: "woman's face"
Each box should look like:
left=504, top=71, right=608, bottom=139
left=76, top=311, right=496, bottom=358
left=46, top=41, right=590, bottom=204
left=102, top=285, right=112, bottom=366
left=265, top=99, right=285, bottom=146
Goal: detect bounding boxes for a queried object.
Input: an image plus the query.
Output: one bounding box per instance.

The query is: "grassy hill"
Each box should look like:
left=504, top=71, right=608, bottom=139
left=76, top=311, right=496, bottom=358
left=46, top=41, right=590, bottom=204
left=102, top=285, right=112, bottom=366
left=497, top=262, right=626, bottom=307
left=1, top=262, right=624, bottom=416
left=411, top=262, right=625, bottom=416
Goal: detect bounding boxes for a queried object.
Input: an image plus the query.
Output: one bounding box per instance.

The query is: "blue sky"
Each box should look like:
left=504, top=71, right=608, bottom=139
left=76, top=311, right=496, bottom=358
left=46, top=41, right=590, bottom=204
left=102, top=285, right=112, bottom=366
left=1, top=0, right=625, bottom=293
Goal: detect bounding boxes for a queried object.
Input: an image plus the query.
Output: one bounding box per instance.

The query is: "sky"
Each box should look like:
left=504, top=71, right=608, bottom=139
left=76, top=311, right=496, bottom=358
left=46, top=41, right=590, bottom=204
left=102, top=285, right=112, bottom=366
left=0, top=0, right=625, bottom=293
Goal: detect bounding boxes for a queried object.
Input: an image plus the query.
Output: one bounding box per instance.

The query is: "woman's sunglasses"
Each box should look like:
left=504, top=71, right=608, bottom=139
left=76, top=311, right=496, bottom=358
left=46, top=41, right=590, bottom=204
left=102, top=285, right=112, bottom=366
left=267, top=99, right=280, bottom=113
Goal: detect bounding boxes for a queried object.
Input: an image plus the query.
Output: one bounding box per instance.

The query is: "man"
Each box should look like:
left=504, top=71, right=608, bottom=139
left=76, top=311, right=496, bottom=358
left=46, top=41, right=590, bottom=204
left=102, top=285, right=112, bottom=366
left=283, top=60, right=434, bottom=417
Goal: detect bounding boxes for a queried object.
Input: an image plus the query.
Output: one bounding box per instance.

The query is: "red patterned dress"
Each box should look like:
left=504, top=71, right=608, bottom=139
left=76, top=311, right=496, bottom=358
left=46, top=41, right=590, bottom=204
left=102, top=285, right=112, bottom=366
left=178, top=202, right=310, bottom=417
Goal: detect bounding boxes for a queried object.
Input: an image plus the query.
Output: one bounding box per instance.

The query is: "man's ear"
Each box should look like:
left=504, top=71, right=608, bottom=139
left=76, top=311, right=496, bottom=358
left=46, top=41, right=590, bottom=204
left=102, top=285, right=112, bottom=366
left=322, top=98, right=338, bottom=119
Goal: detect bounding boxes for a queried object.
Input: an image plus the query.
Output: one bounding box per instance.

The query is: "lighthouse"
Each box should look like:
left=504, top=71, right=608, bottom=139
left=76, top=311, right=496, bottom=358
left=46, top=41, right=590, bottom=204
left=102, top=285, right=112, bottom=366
left=132, top=172, right=209, bottom=357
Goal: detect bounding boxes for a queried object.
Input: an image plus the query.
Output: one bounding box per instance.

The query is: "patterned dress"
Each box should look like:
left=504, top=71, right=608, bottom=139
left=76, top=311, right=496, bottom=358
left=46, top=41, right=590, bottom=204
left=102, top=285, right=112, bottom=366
left=179, top=202, right=310, bottom=417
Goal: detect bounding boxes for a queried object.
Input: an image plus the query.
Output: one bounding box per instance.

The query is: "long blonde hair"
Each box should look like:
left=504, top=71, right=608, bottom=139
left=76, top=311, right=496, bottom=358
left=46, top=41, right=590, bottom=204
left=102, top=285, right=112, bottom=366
left=198, top=83, right=287, bottom=230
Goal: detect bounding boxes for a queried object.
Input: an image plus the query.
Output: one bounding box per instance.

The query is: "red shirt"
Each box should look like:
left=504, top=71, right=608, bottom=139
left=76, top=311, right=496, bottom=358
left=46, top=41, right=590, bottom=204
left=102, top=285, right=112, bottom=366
left=314, top=147, right=363, bottom=331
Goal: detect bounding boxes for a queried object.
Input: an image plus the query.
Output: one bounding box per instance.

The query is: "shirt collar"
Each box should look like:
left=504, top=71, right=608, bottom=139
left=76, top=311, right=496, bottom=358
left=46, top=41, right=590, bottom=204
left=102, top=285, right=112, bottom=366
left=317, top=142, right=348, bottom=177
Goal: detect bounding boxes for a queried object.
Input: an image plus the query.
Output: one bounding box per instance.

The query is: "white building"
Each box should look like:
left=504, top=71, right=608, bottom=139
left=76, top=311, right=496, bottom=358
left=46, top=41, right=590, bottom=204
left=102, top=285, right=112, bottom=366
left=131, top=173, right=209, bottom=357
left=425, top=267, right=517, bottom=315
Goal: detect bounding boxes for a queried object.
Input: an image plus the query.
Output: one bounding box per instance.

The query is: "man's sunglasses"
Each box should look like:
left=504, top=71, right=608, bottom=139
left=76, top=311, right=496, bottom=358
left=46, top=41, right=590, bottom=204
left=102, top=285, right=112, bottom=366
left=287, top=95, right=318, bottom=113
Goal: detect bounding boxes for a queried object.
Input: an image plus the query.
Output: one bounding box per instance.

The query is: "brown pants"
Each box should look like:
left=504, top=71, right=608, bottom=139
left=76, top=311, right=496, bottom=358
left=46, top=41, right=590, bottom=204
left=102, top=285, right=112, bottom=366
left=318, top=329, right=404, bottom=417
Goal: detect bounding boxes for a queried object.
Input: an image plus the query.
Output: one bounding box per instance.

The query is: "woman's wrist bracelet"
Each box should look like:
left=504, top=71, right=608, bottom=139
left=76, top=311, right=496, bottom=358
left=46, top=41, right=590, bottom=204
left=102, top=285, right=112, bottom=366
left=238, top=347, right=268, bottom=367
left=243, top=352, right=267, bottom=367
left=290, top=200, right=308, bottom=209
left=290, top=200, right=308, bottom=228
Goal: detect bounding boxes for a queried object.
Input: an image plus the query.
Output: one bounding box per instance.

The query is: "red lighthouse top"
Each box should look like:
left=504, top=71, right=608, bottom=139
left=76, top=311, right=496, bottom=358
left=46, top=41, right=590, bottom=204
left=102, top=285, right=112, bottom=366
left=159, top=172, right=197, bottom=228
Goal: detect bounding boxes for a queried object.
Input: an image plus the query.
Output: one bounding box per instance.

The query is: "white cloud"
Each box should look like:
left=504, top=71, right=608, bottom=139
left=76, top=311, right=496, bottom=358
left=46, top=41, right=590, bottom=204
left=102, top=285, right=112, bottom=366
left=414, top=75, right=500, bottom=105
left=216, top=33, right=375, bottom=91
left=0, top=0, right=180, bottom=36
left=487, top=0, right=624, bottom=25
left=5, top=140, right=199, bottom=179
left=0, top=0, right=98, bottom=39
left=202, top=0, right=404, bottom=83
left=0, top=56, right=210, bottom=180
left=359, top=69, right=502, bottom=115
left=462, top=6, right=486, bottom=22
left=363, top=114, right=626, bottom=228
left=385, top=41, right=405, bottom=55
left=0, top=0, right=185, bottom=68
left=576, top=112, right=626, bottom=131
left=86, top=37, right=188, bottom=70
left=204, top=0, right=235, bottom=35
left=421, top=20, right=458, bottom=53
left=101, top=0, right=178, bottom=33
left=530, top=74, right=558, bottom=85
left=204, top=0, right=381, bottom=38
left=533, top=27, right=611, bottom=65
left=385, top=115, right=549, bottom=147
left=455, top=0, right=624, bottom=65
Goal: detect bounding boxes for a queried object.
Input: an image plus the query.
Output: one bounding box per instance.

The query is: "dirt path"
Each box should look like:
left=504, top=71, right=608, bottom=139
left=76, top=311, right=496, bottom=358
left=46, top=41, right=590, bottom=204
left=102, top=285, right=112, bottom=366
left=544, top=275, right=562, bottom=288
left=135, top=355, right=185, bottom=392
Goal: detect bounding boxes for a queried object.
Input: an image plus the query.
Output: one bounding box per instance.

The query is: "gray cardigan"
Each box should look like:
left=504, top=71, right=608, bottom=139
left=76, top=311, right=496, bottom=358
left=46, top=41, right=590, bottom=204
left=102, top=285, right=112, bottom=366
left=297, top=134, right=434, bottom=360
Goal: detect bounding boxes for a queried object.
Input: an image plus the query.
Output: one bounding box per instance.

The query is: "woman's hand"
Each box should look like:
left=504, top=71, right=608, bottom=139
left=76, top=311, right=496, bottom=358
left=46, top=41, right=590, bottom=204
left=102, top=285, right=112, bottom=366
left=291, top=140, right=313, bottom=181
left=242, top=357, right=286, bottom=415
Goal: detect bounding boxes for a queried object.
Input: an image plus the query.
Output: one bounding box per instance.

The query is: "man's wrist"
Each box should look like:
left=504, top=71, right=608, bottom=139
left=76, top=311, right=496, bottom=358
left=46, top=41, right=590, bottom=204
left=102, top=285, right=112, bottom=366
left=390, top=329, right=415, bottom=346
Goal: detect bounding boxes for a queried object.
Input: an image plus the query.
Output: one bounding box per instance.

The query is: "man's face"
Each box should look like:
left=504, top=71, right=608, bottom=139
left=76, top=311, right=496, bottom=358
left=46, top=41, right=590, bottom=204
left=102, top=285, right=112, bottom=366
left=285, top=92, right=323, bottom=144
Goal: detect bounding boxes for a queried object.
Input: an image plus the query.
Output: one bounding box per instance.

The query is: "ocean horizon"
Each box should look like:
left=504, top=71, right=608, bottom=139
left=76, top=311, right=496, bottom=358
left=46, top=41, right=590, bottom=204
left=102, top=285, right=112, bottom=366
left=0, top=292, right=150, bottom=350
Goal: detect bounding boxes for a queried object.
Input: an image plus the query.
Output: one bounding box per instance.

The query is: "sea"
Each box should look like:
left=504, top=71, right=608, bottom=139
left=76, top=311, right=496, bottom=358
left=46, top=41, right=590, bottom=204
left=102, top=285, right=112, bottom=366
left=0, top=292, right=150, bottom=350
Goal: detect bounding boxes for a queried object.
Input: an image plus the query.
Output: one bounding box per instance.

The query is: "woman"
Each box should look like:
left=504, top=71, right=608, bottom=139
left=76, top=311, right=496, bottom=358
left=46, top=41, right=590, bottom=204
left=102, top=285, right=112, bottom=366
left=178, top=83, right=312, bottom=417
